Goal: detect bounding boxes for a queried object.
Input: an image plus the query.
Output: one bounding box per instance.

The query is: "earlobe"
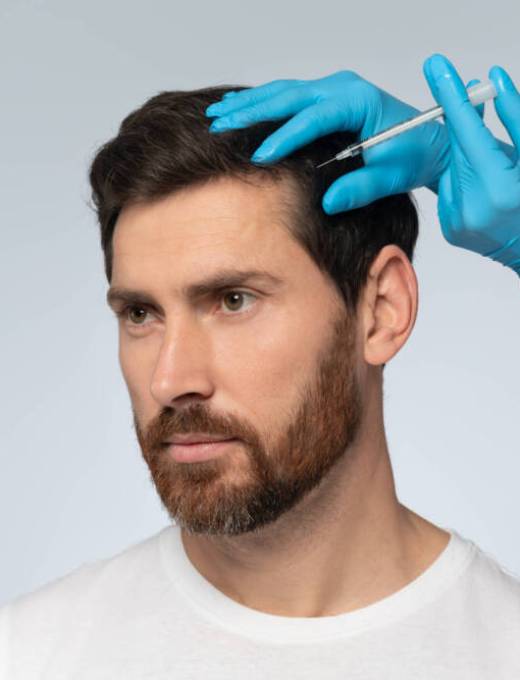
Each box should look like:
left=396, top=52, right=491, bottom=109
left=361, top=245, right=418, bottom=368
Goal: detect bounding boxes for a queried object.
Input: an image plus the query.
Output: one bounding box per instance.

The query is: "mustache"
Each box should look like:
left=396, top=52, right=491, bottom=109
left=134, top=404, right=251, bottom=451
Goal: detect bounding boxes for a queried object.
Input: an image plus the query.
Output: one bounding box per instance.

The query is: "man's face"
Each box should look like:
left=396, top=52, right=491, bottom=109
left=109, top=175, right=365, bottom=536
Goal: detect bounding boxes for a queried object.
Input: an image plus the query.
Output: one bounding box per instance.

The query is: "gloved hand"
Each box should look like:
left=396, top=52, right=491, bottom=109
left=206, top=68, right=450, bottom=207
left=423, top=54, right=520, bottom=276
left=205, top=54, right=520, bottom=277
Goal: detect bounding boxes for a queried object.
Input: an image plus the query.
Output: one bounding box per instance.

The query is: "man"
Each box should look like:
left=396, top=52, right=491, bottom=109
left=1, top=62, right=519, bottom=678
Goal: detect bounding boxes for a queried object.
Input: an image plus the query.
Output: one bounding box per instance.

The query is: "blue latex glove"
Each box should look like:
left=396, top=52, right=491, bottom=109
left=206, top=70, right=450, bottom=205
left=205, top=54, right=520, bottom=277
left=423, top=55, right=520, bottom=276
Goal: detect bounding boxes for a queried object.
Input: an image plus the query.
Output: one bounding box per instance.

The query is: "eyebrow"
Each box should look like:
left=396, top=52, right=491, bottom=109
left=106, top=268, right=284, bottom=310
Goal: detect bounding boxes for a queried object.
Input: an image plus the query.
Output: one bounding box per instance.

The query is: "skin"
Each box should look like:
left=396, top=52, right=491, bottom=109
left=109, top=174, right=450, bottom=618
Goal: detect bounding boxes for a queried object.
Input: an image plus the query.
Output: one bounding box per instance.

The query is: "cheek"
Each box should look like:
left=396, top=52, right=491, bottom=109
left=215, top=308, right=323, bottom=421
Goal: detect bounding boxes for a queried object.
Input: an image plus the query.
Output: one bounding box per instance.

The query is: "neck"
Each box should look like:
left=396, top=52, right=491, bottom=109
left=180, top=413, right=449, bottom=617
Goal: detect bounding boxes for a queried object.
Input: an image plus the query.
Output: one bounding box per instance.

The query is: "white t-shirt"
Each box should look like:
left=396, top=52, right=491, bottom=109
left=1, top=524, right=519, bottom=679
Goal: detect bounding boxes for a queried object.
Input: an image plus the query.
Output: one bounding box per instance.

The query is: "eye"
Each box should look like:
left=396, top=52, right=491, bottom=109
left=116, top=289, right=257, bottom=329
left=117, top=305, right=154, bottom=328
left=219, top=290, right=257, bottom=314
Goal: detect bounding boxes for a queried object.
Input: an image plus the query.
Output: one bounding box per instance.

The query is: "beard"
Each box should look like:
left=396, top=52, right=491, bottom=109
left=134, top=302, right=364, bottom=537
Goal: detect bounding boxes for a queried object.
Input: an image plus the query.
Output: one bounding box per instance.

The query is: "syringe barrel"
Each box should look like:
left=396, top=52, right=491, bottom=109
left=466, top=81, right=497, bottom=106
left=335, top=79, right=497, bottom=162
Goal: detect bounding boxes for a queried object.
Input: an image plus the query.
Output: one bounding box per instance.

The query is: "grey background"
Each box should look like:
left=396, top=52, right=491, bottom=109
left=1, top=0, right=519, bottom=606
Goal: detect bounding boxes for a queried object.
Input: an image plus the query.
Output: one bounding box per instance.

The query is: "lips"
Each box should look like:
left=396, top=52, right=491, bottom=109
left=167, top=438, right=238, bottom=463
left=165, top=434, right=235, bottom=445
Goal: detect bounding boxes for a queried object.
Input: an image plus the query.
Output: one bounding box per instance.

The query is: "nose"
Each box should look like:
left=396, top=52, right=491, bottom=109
left=150, top=315, right=214, bottom=407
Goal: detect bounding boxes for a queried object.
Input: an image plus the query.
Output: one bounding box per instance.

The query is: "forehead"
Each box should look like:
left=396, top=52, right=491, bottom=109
left=108, top=174, right=344, bottom=320
left=112, top=175, right=302, bottom=277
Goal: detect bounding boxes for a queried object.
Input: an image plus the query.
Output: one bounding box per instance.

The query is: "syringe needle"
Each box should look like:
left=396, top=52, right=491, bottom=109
left=314, top=80, right=497, bottom=171
left=316, top=157, right=337, bottom=169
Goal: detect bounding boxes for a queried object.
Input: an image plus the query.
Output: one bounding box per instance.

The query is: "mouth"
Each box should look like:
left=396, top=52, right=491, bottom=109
left=166, top=438, right=238, bottom=463
left=164, top=435, right=235, bottom=445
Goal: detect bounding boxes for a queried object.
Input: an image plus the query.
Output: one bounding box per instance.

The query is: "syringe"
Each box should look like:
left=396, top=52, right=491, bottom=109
left=315, top=80, right=497, bottom=169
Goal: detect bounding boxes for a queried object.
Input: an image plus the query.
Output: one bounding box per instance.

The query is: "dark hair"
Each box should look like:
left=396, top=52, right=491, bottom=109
left=88, top=85, right=418, bottom=319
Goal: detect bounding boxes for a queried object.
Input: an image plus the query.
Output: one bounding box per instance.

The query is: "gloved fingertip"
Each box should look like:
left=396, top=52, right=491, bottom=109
left=489, top=65, right=518, bottom=94
left=209, top=118, right=230, bottom=132
left=251, top=144, right=277, bottom=163
left=423, top=53, right=449, bottom=74
left=322, top=199, right=333, bottom=215
left=424, top=52, right=444, bottom=64
left=322, top=197, right=339, bottom=215
left=323, top=192, right=351, bottom=214
left=427, top=54, right=452, bottom=81
left=250, top=156, right=271, bottom=165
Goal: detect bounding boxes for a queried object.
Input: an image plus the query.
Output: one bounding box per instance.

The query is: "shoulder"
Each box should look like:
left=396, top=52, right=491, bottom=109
left=468, top=541, right=520, bottom=600
left=0, top=527, right=168, bottom=664
left=459, top=537, right=520, bottom=635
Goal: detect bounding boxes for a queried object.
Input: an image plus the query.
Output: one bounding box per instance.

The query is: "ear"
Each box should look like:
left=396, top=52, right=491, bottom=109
left=359, top=245, right=418, bottom=367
